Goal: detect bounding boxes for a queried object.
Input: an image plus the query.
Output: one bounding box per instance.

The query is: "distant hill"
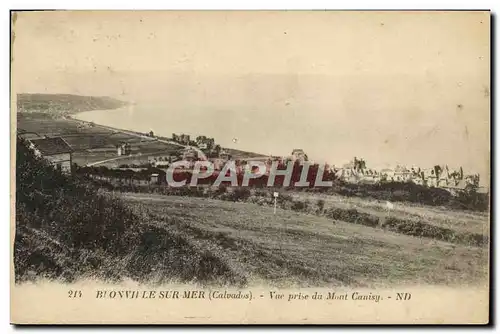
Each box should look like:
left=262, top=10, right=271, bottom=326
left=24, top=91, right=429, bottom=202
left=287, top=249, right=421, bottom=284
left=16, top=93, right=128, bottom=115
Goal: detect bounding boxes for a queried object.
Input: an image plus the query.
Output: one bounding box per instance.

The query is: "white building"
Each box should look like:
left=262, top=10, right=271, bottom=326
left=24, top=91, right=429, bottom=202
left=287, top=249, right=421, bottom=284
left=290, top=149, right=307, bottom=162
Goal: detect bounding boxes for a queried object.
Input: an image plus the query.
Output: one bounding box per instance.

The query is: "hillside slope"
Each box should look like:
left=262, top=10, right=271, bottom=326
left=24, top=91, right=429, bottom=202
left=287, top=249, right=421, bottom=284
left=14, top=137, right=239, bottom=285
left=121, top=192, right=488, bottom=287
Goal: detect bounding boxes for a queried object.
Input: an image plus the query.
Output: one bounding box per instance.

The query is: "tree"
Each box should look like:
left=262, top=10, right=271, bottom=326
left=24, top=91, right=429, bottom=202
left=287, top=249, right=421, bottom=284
left=213, top=144, right=222, bottom=156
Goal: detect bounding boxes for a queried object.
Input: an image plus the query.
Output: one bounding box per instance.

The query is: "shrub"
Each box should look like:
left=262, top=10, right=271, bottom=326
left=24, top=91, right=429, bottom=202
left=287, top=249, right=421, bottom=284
left=215, top=184, right=228, bottom=196
left=291, top=199, right=309, bottom=212
left=254, top=189, right=270, bottom=198
left=325, top=181, right=488, bottom=212
left=326, top=207, right=379, bottom=228
left=227, top=187, right=252, bottom=202
left=381, top=216, right=486, bottom=247
left=316, top=199, right=325, bottom=213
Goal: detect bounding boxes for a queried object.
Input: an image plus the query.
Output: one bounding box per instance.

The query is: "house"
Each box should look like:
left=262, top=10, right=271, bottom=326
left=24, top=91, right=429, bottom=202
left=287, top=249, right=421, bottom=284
left=359, top=168, right=380, bottom=184
left=437, top=166, right=465, bottom=188
left=409, top=166, right=422, bottom=178
left=150, top=173, right=159, bottom=184
left=334, top=157, right=374, bottom=183
left=182, top=146, right=198, bottom=161
left=219, top=149, right=232, bottom=161
left=335, top=162, right=360, bottom=183
left=380, top=168, right=395, bottom=182
left=171, top=133, right=191, bottom=145
left=290, top=149, right=308, bottom=163
left=422, top=168, right=438, bottom=187
left=179, top=134, right=191, bottom=145
left=434, top=165, right=448, bottom=187
left=28, top=137, right=73, bottom=174
left=393, top=165, right=412, bottom=182
left=117, top=143, right=131, bottom=156
left=196, top=136, right=215, bottom=151
left=352, top=157, right=366, bottom=171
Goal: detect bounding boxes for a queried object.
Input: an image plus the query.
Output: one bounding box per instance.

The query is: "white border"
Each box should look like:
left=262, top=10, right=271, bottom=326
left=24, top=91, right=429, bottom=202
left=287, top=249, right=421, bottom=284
left=2, top=1, right=497, bottom=332
left=2, top=1, right=497, bottom=10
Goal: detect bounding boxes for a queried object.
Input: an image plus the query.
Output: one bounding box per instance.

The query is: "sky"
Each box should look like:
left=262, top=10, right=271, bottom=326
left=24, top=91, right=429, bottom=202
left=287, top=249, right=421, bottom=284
left=12, top=11, right=490, bottom=179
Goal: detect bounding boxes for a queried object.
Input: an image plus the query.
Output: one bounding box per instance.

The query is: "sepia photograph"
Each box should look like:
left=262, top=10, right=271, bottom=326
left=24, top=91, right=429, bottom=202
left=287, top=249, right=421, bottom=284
left=10, top=10, right=490, bottom=324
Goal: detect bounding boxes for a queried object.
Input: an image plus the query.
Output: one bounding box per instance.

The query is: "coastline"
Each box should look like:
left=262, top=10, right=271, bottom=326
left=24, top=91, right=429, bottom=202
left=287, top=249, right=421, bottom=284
left=71, top=107, right=148, bottom=136
left=67, top=107, right=488, bottom=190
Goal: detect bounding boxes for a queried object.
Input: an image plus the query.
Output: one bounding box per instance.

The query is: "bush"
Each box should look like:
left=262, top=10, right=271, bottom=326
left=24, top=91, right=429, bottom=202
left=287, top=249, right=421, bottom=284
left=215, top=185, right=228, bottom=196
left=227, top=187, right=251, bottom=202
left=326, top=181, right=489, bottom=212
left=316, top=199, right=325, bottom=213
left=381, top=216, right=486, bottom=247
left=326, top=208, right=379, bottom=228
left=291, top=199, right=309, bottom=212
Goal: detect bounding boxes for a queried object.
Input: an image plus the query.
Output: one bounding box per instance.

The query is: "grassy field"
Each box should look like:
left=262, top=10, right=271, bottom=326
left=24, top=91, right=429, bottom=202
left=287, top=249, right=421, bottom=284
left=120, top=192, right=488, bottom=288
left=288, top=191, right=489, bottom=237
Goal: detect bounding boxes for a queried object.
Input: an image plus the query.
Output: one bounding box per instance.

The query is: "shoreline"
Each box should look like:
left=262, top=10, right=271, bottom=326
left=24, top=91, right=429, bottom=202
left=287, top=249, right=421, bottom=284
left=70, top=108, right=156, bottom=139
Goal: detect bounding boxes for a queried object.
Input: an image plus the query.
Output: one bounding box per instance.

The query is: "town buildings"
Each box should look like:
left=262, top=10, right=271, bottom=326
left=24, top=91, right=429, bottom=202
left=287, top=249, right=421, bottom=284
left=335, top=160, right=380, bottom=184
left=332, top=156, right=479, bottom=193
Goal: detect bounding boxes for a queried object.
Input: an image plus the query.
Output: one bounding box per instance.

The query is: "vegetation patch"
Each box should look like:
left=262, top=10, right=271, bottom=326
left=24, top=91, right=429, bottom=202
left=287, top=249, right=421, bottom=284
left=325, top=208, right=380, bottom=228
left=88, top=178, right=488, bottom=247
left=14, top=137, right=244, bottom=285
left=381, top=216, right=487, bottom=247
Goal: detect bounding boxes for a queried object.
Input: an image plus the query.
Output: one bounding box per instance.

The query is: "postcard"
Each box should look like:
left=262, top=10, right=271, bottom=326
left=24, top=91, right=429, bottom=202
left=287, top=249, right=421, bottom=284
left=10, top=10, right=490, bottom=324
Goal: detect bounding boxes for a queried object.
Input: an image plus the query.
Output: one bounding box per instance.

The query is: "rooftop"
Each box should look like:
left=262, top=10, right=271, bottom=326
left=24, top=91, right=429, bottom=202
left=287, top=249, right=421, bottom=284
left=29, top=137, right=73, bottom=155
